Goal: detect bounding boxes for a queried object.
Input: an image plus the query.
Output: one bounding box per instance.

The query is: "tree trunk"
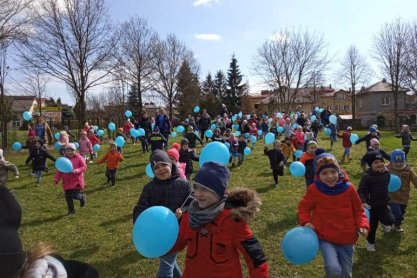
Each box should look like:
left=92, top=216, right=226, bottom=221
left=393, top=91, right=399, bottom=132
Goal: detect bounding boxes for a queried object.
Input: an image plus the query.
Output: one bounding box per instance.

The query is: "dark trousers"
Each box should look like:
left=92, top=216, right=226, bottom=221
left=403, top=146, right=410, bottom=160
left=272, top=167, right=284, bottom=184
left=65, top=189, right=83, bottom=214
left=200, top=129, right=208, bottom=142
left=140, top=137, right=149, bottom=153
left=106, top=169, right=117, bottom=185
left=367, top=205, right=394, bottom=244
left=389, top=203, right=407, bottom=226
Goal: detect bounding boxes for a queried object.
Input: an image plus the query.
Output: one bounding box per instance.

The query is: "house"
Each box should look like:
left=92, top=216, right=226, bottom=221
left=355, top=79, right=413, bottom=128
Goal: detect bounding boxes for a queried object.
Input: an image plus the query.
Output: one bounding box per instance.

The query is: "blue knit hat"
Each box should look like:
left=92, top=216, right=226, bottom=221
left=369, top=127, right=377, bottom=133
left=390, top=149, right=405, bottom=163
left=194, top=162, right=230, bottom=198
left=314, top=148, right=340, bottom=175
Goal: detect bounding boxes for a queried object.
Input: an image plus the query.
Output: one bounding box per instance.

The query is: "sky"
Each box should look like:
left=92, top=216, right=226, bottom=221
left=13, top=0, right=417, bottom=105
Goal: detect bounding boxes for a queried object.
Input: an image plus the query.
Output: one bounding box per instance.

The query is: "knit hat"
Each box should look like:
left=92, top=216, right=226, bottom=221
left=390, top=149, right=405, bottom=163
left=346, top=126, right=352, bottom=130
left=0, top=187, right=26, bottom=278
left=364, top=151, right=384, bottom=167
left=109, top=142, right=117, bottom=148
left=194, top=162, right=230, bottom=199
left=181, top=138, right=189, bottom=145
left=314, top=148, right=340, bottom=175
left=172, top=143, right=180, bottom=151
left=153, top=126, right=160, bottom=133
left=150, top=149, right=172, bottom=170
left=167, top=148, right=180, bottom=162
left=307, top=141, right=318, bottom=148
left=369, top=127, right=377, bottom=133
left=66, top=143, right=77, bottom=150
left=370, top=138, right=380, bottom=147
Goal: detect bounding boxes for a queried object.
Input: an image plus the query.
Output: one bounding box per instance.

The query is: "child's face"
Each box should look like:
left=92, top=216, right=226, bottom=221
left=110, top=145, right=117, bottom=152
left=274, top=142, right=281, bottom=150
left=153, top=163, right=172, bottom=180
left=65, top=148, right=76, bottom=157
left=194, top=184, right=220, bottom=209
left=371, top=160, right=385, bottom=172
left=371, top=143, right=380, bottom=151
left=392, top=162, right=406, bottom=170
left=181, top=144, right=188, bottom=151
left=35, top=142, right=41, bottom=149
left=307, top=144, right=317, bottom=154
left=168, top=156, right=177, bottom=163
left=318, top=168, right=339, bottom=187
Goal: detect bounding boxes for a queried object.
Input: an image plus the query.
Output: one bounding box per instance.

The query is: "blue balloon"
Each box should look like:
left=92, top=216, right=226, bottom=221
left=310, top=115, right=317, bottom=122
left=193, top=106, right=200, bottom=113
left=125, top=110, right=132, bottom=118
left=132, top=206, right=179, bottom=258
left=290, top=161, right=306, bottom=177
left=244, top=132, right=250, bottom=139
left=211, top=124, right=217, bottom=130
left=292, top=123, right=299, bottom=129
left=177, top=125, right=185, bottom=133
left=54, top=132, right=60, bottom=140
left=281, top=227, right=319, bottom=265
left=225, top=142, right=230, bottom=149
left=364, top=208, right=370, bottom=223
left=235, top=131, right=241, bottom=137
left=329, top=115, right=337, bottom=125
left=294, top=150, right=303, bottom=159
left=151, top=123, right=155, bottom=131
left=93, top=125, right=99, bottom=131
left=130, top=129, right=140, bottom=138
left=108, top=122, right=116, bottom=131
left=146, top=163, right=154, bottom=178
left=250, top=135, right=257, bottom=144
left=73, top=142, right=79, bottom=150
left=388, top=174, right=401, bottom=192
left=315, top=107, right=319, bottom=112
left=205, top=130, right=213, bottom=138
left=257, top=130, right=263, bottom=136
left=265, top=132, right=275, bottom=145
left=12, top=142, right=22, bottom=151
left=199, top=142, right=230, bottom=167
left=319, top=108, right=324, bottom=113
left=324, top=128, right=332, bottom=136
left=350, top=134, right=359, bottom=144
left=115, top=136, right=125, bottom=148
left=93, top=144, right=100, bottom=152
left=277, top=126, right=284, bottom=133
left=238, top=112, right=243, bottom=118
left=138, top=128, right=145, bottom=137
left=97, top=129, right=104, bottom=137
left=277, top=113, right=282, bottom=119
left=244, top=147, right=251, bottom=156
left=268, top=118, right=273, bottom=123
left=54, top=142, right=62, bottom=151
left=233, top=124, right=240, bottom=131
left=23, top=111, right=32, bottom=121
left=232, top=115, right=237, bottom=122
left=246, top=114, right=251, bottom=120
left=171, top=131, right=177, bottom=138
left=55, top=157, right=73, bottom=173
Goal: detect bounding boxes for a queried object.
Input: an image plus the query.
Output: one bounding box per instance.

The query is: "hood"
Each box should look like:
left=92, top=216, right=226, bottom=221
left=225, top=188, right=261, bottom=222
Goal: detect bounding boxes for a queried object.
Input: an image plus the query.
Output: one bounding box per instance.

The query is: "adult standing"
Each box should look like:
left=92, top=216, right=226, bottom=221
left=198, top=109, right=211, bottom=142
left=320, top=106, right=332, bottom=126
left=137, top=111, right=153, bottom=153
left=155, top=108, right=171, bottom=148
left=32, top=116, right=54, bottom=146
left=220, top=103, right=228, bottom=118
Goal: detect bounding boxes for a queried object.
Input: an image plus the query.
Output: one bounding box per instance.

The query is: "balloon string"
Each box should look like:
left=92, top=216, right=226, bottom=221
left=179, top=191, right=194, bottom=209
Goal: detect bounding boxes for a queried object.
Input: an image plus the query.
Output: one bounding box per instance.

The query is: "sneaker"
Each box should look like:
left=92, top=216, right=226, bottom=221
left=366, top=241, right=376, bottom=252
left=275, top=183, right=279, bottom=188
left=383, top=225, right=392, bottom=233
left=80, top=195, right=86, bottom=207
left=89, top=160, right=93, bottom=164
left=394, top=225, right=404, bottom=232
left=68, top=211, right=75, bottom=217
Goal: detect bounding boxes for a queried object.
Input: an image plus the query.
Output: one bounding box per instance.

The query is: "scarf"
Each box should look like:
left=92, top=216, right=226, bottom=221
left=314, top=176, right=350, bottom=196
left=188, top=198, right=226, bottom=229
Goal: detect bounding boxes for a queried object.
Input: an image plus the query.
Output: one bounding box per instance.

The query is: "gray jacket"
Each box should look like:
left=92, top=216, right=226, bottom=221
left=0, top=160, right=19, bottom=187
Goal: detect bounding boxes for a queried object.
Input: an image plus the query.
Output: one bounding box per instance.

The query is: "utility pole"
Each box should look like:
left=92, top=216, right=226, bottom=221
left=0, top=46, right=9, bottom=149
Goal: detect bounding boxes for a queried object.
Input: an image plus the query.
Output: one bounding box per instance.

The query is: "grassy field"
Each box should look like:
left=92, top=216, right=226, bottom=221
left=4, top=130, right=417, bottom=277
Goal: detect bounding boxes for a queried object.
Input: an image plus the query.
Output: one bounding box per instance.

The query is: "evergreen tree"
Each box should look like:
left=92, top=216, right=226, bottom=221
left=201, top=73, right=214, bottom=96
left=127, top=84, right=141, bottom=117
left=225, top=55, right=247, bottom=113
left=213, top=70, right=227, bottom=102
left=176, top=61, right=201, bottom=119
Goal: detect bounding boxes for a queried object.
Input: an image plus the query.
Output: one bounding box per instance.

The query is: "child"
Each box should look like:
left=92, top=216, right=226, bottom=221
left=387, top=149, right=417, bottom=232
left=299, top=141, right=318, bottom=187
left=249, top=123, right=258, bottom=138
left=115, top=128, right=126, bottom=153
left=395, top=124, right=417, bottom=160
left=25, top=139, right=56, bottom=186
left=302, top=131, right=316, bottom=152
left=58, top=130, right=70, bottom=156
left=133, top=150, right=192, bottom=278
left=179, top=138, right=199, bottom=180
left=149, top=126, right=166, bottom=152
left=78, top=131, right=93, bottom=163
left=337, top=126, right=353, bottom=162
left=357, top=151, right=395, bottom=251
left=264, top=140, right=285, bottom=188
left=211, top=128, right=225, bottom=143
left=26, top=127, right=37, bottom=153
left=237, top=134, right=248, bottom=166
left=281, top=137, right=296, bottom=164
left=355, top=127, right=380, bottom=151
left=360, top=138, right=390, bottom=172
left=0, top=149, right=19, bottom=187
left=326, top=122, right=338, bottom=151
left=87, top=129, right=101, bottom=162
left=167, top=148, right=186, bottom=179
left=184, top=126, right=204, bottom=152
left=229, top=133, right=239, bottom=166
left=97, top=142, right=124, bottom=186
left=168, top=162, right=269, bottom=277
left=298, top=149, right=369, bottom=277
left=294, top=125, right=305, bottom=149
left=54, top=143, right=87, bottom=216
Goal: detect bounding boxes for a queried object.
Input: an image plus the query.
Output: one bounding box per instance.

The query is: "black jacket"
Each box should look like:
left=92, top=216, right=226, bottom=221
left=25, top=147, right=56, bottom=171
left=138, top=116, right=153, bottom=136
left=179, top=149, right=199, bottom=175
left=198, top=115, right=211, bottom=130
left=355, top=133, right=380, bottom=150
left=184, top=132, right=203, bottom=148
left=264, top=147, right=285, bottom=170
left=133, top=169, right=192, bottom=222
left=357, top=169, right=390, bottom=207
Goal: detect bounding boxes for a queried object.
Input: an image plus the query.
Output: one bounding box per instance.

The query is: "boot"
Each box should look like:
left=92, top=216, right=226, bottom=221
left=341, top=155, right=346, bottom=163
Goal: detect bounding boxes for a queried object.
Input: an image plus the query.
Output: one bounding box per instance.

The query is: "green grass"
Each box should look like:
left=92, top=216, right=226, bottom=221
left=4, top=131, right=417, bottom=277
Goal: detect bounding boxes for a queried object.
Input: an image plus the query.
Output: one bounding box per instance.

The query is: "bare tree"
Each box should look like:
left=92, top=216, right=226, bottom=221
left=373, top=18, right=409, bottom=131
left=404, top=21, right=417, bottom=92
left=253, top=27, right=329, bottom=112
left=152, top=34, right=199, bottom=119
left=0, top=44, right=10, bottom=148
left=19, top=0, right=117, bottom=129
left=338, top=45, right=372, bottom=127
left=0, top=0, right=32, bottom=47
left=116, top=17, right=158, bottom=116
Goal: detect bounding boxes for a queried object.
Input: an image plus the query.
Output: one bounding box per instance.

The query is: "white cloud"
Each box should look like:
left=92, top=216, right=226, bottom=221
left=192, top=0, right=219, bottom=7
left=269, top=34, right=289, bottom=42
left=194, top=33, right=222, bottom=41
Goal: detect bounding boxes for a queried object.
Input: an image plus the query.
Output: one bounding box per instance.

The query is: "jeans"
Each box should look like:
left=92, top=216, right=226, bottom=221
left=343, top=148, right=351, bottom=157
left=64, top=189, right=83, bottom=214
left=320, top=240, right=354, bottom=278
left=157, top=253, right=182, bottom=278
left=389, top=203, right=407, bottom=226
left=35, top=170, right=42, bottom=183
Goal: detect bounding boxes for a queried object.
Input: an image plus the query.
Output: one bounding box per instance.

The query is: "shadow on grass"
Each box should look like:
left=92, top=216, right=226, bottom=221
left=84, top=185, right=109, bottom=195
left=70, top=244, right=100, bottom=258
left=263, top=214, right=298, bottom=234
left=257, top=171, right=271, bottom=177
left=21, top=214, right=66, bottom=228
left=256, top=184, right=276, bottom=194
left=99, top=214, right=131, bottom=228
left=117, top=172, right=145, bottom=182
left=93, top=250, right=146, bottom=277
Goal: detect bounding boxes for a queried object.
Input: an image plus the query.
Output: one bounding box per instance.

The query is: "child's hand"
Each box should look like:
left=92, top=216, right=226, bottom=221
left=53, top=182, right=58, bottom=188
left=304, top=222, right=315, bottom=230
left=175, top=208, right=183, bottom=219
left=358, top=228, right=368, bottom=237
left=14, top=176, right=19, bottom=179
left=279, top=162, right=284, bottom=167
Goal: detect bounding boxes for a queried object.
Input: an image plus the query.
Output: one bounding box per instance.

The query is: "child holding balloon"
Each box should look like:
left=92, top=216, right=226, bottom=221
left=0, top=149, right=20, bottom=187
left=78, top=131, right=93, bottom=163
left=281, top=137, right=296, bottom=164
left=25, top=139, right=56, bottom=186
left=54, top=143, right=87, bottom=216
left=298, top=149, right=369, bottom=277
left=299, top=141, right=318, bottom=187
left=387, top=149, right=417, bottom=232
left=168, top=162, right=269, bottom=278
left=264, top=140, right=285, bottom=188
left=97, top=142, right=124, bottom=186
left=337, top=126, right=353, bottom=163
left=87, top=129, right=101, bottom=162
left=133, top=149, right=192, bottom=278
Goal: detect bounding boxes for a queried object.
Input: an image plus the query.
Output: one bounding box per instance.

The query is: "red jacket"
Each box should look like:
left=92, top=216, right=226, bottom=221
left=98, top=151, right=123, bottom=170
left=337, top=132, right=352, bottom=148
left=171, top=207, right=269, bottom=278
left=298, top=183, right=369, bottom=245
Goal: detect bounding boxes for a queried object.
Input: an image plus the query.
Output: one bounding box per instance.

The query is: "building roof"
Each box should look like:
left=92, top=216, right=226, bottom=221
left=7, top=95, right=36, bottom=113
left=357, top=80, right=408, bottom=95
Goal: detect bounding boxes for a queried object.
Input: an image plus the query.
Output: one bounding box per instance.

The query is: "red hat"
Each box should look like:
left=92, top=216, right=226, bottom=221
left=172, top=143, right=180, bottom=151
left=167, top=148, right=179, bottom=162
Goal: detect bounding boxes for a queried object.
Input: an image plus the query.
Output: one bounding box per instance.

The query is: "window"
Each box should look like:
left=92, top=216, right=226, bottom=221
left=334, top=105, right=339, bottom=110
left=381, top=96, right=390, bottom=106
left=344, top=105, right=349, bottom=111
left=12, top=118, right=21, bottom=128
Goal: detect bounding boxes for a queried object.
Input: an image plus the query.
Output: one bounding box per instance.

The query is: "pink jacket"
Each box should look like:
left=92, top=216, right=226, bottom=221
left=78, top=138, right=93, bottom=156
left=294, top=130, right=305, bottom=145
left=54, top=153, right=87, bottom=191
